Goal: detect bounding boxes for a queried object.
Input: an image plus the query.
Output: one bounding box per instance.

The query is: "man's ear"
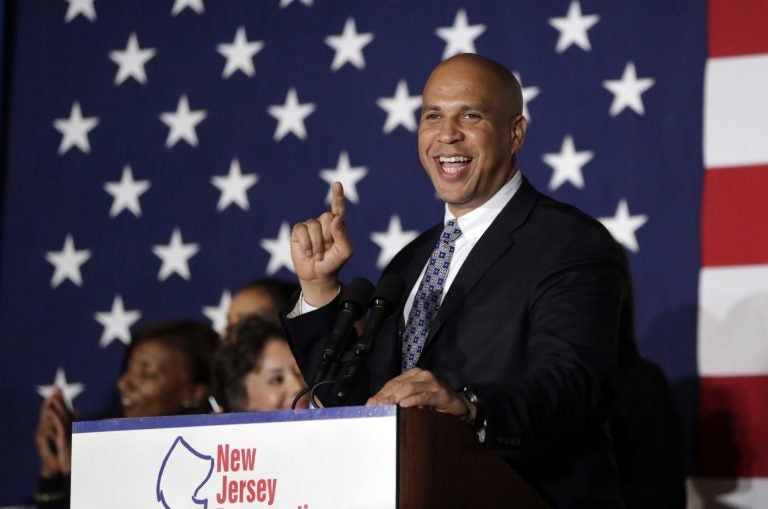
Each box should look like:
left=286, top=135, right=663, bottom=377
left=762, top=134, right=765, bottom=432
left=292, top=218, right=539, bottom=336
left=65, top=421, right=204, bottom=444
left=510, top=115, right=528, bottom=152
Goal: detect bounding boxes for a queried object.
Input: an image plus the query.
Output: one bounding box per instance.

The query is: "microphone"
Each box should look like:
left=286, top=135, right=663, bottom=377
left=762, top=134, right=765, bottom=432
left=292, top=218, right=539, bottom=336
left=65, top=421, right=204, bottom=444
left=313, top=277, right=374, bottom=384
left=341, top=274, right=406, bottom=382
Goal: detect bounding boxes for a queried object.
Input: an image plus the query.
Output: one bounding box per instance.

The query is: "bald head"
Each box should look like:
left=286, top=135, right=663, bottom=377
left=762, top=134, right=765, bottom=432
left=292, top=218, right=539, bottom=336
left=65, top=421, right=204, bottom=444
left=425, top=54, right=523, bottom=119
left=418, top=53, right=528, bottom=216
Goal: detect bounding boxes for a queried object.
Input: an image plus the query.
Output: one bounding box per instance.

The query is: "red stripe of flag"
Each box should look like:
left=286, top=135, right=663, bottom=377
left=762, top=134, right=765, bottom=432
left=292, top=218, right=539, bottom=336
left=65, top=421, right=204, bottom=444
left=701, top=164, right=768, bottom=267
left=698, top=376, right=768, bottom=476
left=709, top=0, right=768, bottom=57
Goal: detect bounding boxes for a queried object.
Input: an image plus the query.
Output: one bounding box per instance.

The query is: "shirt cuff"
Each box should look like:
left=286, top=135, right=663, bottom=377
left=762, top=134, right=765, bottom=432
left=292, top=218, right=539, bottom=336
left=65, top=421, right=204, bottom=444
left=285, top=288, right=340, bottom=318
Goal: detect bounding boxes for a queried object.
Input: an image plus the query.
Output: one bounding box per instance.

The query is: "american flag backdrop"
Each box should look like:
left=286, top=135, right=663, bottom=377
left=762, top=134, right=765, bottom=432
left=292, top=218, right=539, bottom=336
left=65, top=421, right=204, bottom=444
left=0, top=0, right=766, bottom=507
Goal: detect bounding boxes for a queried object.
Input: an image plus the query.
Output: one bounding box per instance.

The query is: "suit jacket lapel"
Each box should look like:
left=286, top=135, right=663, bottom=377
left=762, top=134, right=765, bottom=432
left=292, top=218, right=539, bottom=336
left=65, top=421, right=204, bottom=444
left=424, top=177, right=540, bottom=346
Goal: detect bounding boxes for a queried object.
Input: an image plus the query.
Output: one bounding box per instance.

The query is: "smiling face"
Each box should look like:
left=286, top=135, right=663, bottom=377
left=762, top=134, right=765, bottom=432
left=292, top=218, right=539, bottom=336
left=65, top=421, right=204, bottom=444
left=418, top=54, right=527, bottom=217
left=117, top=339, right=199, bottom=418
left=241, top=338, right=307, bottom=411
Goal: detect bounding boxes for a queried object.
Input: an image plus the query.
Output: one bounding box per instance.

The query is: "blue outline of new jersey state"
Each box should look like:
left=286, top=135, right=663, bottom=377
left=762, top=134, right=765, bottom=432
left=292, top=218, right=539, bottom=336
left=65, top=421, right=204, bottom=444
left=156, top=436, right=214, bottom=509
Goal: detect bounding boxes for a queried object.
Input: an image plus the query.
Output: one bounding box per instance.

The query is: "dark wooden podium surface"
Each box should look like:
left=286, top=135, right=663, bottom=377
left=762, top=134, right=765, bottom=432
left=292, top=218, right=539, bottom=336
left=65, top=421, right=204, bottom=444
left=397, top=407, right=550, bottom=509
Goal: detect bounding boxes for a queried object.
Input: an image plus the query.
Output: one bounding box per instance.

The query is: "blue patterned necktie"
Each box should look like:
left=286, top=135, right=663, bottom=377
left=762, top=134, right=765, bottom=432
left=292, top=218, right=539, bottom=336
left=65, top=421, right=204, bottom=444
left=401, top=219, right=463, bottom=371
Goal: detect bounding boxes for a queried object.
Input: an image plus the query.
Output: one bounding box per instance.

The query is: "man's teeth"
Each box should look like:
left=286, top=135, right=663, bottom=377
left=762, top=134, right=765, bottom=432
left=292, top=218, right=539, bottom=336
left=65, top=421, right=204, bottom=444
left=439, top=156, right=471, bottom=163
left=439, top=156, right=471, bottom=174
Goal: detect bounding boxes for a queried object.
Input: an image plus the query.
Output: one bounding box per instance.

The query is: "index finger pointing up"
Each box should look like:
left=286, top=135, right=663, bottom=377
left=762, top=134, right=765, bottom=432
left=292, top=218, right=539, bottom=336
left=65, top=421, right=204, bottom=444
left=331, top=181, right=346, bottom=219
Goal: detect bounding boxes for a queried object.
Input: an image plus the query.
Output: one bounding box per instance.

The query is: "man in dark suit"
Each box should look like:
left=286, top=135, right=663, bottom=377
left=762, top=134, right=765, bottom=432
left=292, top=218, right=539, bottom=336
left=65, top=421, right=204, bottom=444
left=284, top=53, right=625, bottom=508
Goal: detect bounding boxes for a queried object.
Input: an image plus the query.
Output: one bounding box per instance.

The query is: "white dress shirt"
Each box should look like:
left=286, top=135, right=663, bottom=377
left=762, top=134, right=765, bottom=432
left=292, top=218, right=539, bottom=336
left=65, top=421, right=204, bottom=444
left=401, top=170, right=522, bottom=322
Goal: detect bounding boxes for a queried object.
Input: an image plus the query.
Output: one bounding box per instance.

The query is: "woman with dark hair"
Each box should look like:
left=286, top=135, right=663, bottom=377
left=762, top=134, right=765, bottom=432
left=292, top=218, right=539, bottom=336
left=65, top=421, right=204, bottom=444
left=214, top=315, right=308, bottom=412
left=34, top=320, right=219, bottom=508
left=118, top=320, right=219, bottom=417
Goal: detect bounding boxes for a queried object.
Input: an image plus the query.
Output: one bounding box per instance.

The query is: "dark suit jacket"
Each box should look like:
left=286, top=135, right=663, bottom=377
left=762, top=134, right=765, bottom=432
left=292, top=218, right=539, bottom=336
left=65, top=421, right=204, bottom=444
left=283, top=178, right=626, bottom=508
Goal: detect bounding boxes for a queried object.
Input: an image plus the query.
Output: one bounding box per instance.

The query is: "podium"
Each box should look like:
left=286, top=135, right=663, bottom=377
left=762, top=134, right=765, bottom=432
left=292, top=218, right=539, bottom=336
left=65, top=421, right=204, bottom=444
left=71, top=405, right=548, bottom=508
left=399, top=406, right=549, bottom=508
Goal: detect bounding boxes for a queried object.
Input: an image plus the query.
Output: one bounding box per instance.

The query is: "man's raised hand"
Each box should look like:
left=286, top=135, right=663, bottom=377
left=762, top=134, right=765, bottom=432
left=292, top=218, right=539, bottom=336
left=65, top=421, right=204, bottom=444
left=290, top=182, right=354, bottom=307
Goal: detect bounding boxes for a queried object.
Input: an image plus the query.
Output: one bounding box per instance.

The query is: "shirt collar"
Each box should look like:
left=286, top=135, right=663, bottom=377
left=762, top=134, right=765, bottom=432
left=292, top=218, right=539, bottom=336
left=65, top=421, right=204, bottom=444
left=443, top=170, right=523, bottom=241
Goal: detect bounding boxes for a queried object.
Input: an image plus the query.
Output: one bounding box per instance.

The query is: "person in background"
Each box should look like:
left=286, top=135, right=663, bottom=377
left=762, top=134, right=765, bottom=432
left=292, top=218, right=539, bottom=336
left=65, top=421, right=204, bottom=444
left=33, top=389, right=73, bottom=509
left=213, top=315, right=308, bottom=412
left=610, top=251, right=686, bottom=508
left=33, top=320, right=219, bottom=508
left=117, top=320, right=219, bottom=417
left=226, top=278, right=298, bottom=332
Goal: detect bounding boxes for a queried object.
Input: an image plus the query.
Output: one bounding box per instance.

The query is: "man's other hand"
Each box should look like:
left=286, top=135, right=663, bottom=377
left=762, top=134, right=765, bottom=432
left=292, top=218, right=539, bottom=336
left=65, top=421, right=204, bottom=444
left=366, top=368, right=476, bottom=421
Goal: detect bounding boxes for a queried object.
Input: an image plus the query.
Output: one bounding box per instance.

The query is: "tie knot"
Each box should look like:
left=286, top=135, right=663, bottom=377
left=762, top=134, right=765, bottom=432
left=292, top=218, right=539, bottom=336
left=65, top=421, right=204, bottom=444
left=441, top=219, right=462, bottom=244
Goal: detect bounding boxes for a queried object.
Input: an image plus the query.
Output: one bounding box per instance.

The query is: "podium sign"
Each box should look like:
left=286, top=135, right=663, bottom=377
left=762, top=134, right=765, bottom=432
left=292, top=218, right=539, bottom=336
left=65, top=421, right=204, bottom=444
left=71, top=406, right=397, bottom=509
